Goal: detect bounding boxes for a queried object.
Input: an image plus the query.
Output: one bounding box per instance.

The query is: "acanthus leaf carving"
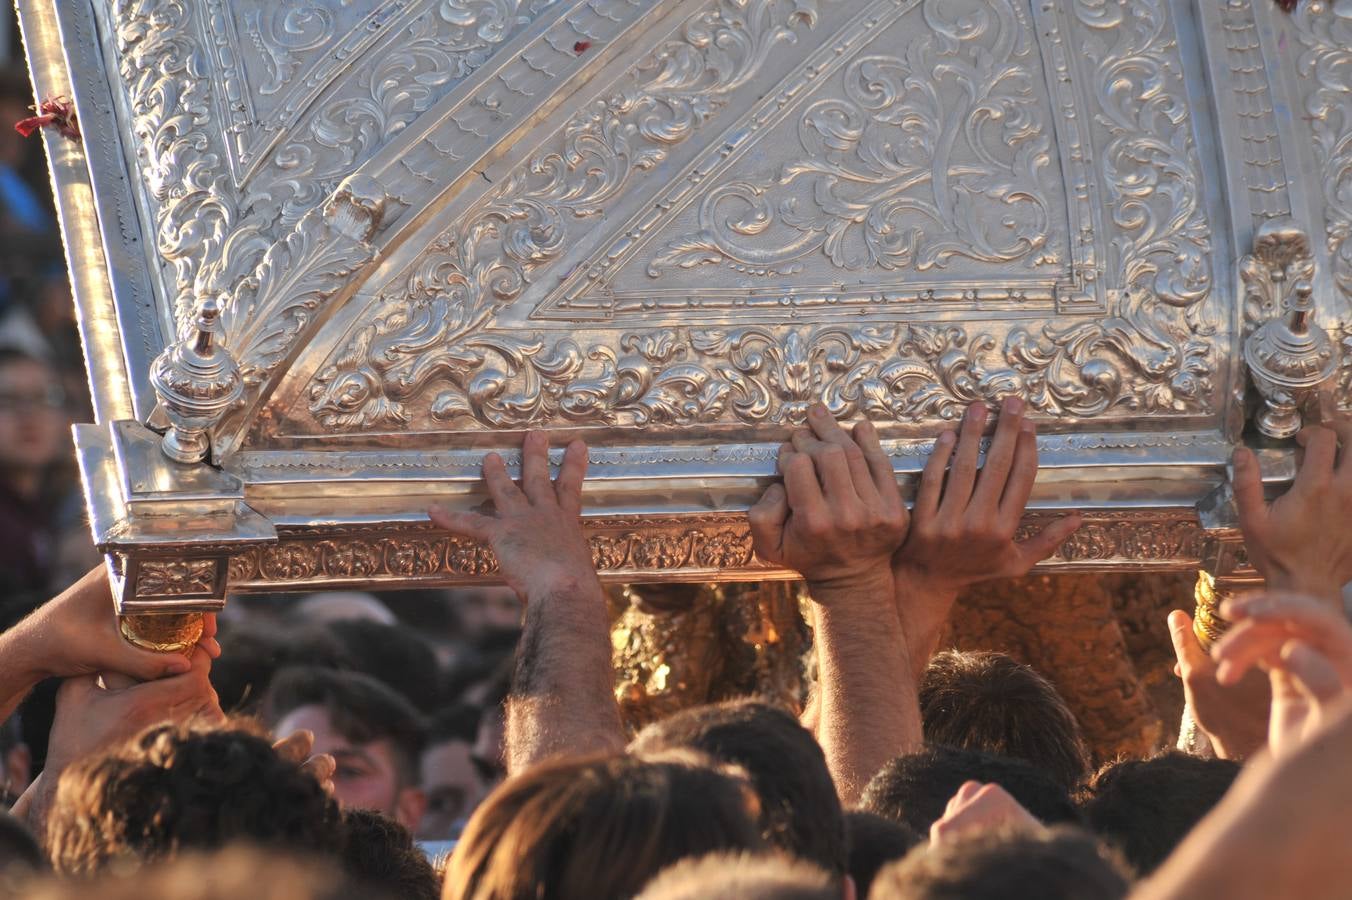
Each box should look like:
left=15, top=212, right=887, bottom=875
left=1292, top=1, right=1352, bottom=303
left=648, top=1, right=1060, bottom=279
left=303, top=0, right=1216, bottom=434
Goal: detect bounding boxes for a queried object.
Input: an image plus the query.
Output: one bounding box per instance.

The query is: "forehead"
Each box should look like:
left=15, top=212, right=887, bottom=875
left=275, top=703, right=395, bottom=763
left=0, top=358, right=53, bottom=388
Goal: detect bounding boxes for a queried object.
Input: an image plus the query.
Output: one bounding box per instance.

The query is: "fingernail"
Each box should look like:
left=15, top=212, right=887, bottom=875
left=938, top=431, right=956, bottom=447
left=1003, top=396, right=1024, bottom=415
left=1020, top=419, right=1036, bottom=435
left=967, top=403, right=987, bottom=423
left=811, top=403, right=828, bottom=417
left=1215, top=660, right=1233, bottom=683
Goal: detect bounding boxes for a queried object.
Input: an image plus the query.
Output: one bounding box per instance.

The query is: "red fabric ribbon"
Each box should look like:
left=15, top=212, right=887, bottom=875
left=14, top=96, right=80, bottom=142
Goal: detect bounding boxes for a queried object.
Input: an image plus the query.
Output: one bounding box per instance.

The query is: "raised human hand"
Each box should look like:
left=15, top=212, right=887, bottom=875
left=0, top=567, right=221, bottom=726
left=748, top=404, right=907, bottom=593
left=893, top=398, right=1082, bottom=595
left=930, top=781, right=1044, bottom=846
left=273, top=729, right=337, bottom=795
left=1233, top=421, right=1352, bottom=604
left=428, top=432, right=598, bottom=601
left=889, top=399, right=1080, bottom=676
left=1212, top=592, right=1352, bottom=756
left=1167, top=609, right=1269, bottom=761
left=44, top=646, right=223, bottom=777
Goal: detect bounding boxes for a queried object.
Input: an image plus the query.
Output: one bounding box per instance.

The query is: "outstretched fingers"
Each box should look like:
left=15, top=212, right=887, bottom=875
left=428, top=505, right=498, bottom=542
left=520, top=431, right=555, bottom=505
left=971, top=397, right=1025, bottom=515
left=940, top=403, right=988, bottom=516
left=483, top=452, right=527, bottom=513
left=554, top=439, right=589, bottom=513
left=998, top=421, right=1040, bottom=529
left=1010, top=511, right=1081, bottom=574
left=915, top=431, right=956, bottom=521
left=853, top=419, right=902, bottom=506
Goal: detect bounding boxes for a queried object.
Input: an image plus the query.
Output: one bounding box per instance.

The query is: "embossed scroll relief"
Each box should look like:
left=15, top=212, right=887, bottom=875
left=18, top=0, right=1351, bottom=605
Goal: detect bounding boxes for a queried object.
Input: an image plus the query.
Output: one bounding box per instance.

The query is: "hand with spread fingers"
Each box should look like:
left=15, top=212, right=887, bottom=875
left=891, top=398, right=1082, bottom=675
left=749, top=404, right=908, bottom=593
left=1212, top=592, right=1352, bottom=757
left=428, top=431, right=598, bottom=601
left=428, top=432, right=622, bottom=773
left=1233, top=420, right=1352, bottom=605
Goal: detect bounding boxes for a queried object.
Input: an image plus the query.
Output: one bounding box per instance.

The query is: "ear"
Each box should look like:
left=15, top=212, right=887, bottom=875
left=842, top=874, right=857, bottom=900
left=395, top=785, right=428, bottom=833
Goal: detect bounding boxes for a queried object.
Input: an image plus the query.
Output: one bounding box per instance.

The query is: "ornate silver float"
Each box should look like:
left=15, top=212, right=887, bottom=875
left=13, top=0, right=1351, bottom=631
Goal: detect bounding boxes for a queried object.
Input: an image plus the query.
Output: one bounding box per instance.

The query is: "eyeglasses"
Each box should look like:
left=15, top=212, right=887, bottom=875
left=0, top=386, right=66, bottom=413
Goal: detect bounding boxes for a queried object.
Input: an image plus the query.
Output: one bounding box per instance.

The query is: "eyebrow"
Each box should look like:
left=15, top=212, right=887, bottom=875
left=329, top=748, right=380, bottom=768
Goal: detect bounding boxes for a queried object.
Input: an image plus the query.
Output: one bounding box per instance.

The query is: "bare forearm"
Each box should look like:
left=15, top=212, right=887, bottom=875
left=891, top=576, right=959, bottom=683
left=505, top=578, right=624, bottom=774
left=812, top=573, right=922, bottom=805
left=0, top=622, right=50, bottom=724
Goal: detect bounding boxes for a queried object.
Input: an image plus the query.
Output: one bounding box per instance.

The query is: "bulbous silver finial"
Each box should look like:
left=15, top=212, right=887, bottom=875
left=1241, top=220, right=1338, bottom=439
left=149, top=296, right=244, bottom=463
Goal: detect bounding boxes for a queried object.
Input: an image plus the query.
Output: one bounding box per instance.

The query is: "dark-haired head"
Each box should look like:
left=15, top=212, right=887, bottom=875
left=859, top=745, right=1079, bottom=835
left=921, top=650, right=1090, bottom=788
left=263, top=665, right=427, bottom=830
left=1079, top=752, right=1240, bottom=876
left=630, top=699, right=847, bottom=875
left=445, top=750, right=765, bottom=900
left=872, top=826, right=1131, bottom=900
left=45, top=720, right=342, bottom=877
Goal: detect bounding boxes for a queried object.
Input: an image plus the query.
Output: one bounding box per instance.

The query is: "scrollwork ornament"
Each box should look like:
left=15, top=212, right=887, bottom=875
left=650, top=0, right=1059, bottom=278
left=1292, top=0, right=1352, bottom=302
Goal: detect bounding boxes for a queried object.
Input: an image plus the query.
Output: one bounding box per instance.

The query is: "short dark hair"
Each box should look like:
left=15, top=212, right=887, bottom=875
left=324, top=619, right=443, bottom=713
left=208, top=623, right=349, bottom=715
left=46, top=721, right=343, bottom=877
left=630, top=700, right=847, bottom=875
left=1079, top=752, right=1240, bottom=876
left=859, top=745, right=1079, bottom=834
left=921, top=651, right=1091, bottom=788
left=263, top=666, right=426, bottom=785
left=426, top=703, right=481, bottom=745
left=844, top=811, right=920, bottom=899
left=635, top=852, right=837, bottom=900
left=871, top=826, right=1130, bottom=900
left=445, top=751, right=765, bottom=900
left=339, top=809, right=439, bottom=900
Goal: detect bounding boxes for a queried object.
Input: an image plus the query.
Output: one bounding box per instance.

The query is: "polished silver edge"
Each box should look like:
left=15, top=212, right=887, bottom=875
left=57, top=0, right=170, bottom=418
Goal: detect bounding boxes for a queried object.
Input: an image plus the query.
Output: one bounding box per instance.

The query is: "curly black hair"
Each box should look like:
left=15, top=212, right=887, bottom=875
left=46, top=719, right=343, bottom=877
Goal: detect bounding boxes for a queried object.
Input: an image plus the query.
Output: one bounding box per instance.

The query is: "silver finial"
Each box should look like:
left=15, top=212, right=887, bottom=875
left=149, top=296, right=244, bottom=463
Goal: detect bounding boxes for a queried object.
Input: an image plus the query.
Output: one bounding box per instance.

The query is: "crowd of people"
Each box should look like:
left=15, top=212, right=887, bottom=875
left=0, top=382, right=1346, bottom=897
left=0, top=49, right=1349, bottom=900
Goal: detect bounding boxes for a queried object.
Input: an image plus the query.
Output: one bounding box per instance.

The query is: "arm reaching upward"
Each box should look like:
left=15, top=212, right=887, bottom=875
left=430, top=432, right=622, bottom=774
left=749, top=404, right=917, bottom=803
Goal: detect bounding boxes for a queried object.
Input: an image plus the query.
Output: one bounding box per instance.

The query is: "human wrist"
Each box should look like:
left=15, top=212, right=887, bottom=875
left=1263, top=570, right=1344, bottom=607
left=805, top=568, right=895, bottom=607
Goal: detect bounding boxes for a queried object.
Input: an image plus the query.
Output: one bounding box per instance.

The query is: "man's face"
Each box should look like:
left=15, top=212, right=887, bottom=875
left=417, top=738, right=486, bottom=840
left=275, top=704, right=425, bottom=831
left=0, top=359, right=66, bottom=473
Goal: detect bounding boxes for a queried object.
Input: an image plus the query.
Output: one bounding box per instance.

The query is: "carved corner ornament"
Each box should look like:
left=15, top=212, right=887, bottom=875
left=149, top=296, right=243, bottom=464
left=1241, top=218, right=1339, bottom=438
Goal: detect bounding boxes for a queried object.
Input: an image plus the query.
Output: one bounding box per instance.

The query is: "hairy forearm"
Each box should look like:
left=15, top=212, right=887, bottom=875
left=505, top=576, right=624, bottom=774
left=811, top=572, right=923, bottom=805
